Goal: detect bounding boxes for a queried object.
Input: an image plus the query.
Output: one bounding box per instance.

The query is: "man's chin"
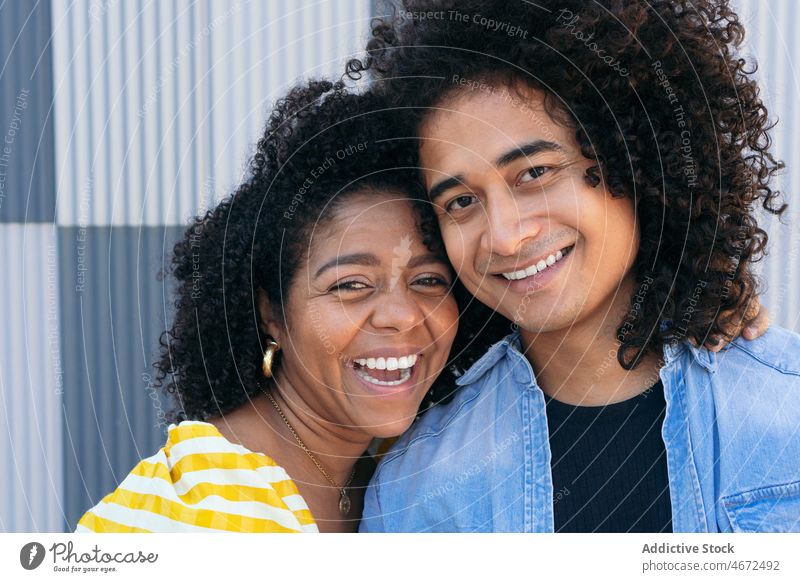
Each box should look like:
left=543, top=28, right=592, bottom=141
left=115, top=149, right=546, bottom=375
left=506, top=305, right=584, bottom=336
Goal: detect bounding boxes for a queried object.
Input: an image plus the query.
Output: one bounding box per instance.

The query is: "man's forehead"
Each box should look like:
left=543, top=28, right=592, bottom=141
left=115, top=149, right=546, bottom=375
left=422, top=89, right=565, bottom=148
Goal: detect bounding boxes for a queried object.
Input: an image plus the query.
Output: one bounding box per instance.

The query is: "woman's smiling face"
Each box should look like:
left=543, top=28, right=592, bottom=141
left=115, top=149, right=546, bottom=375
left=263, top=192, right=459, bottom=438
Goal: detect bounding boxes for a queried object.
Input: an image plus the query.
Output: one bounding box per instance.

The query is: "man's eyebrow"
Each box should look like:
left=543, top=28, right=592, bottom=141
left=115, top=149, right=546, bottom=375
left=314, top=253, right=380, bottom=279
left=495, top=140, right=563, bottom=167
left=428, top=140, right=563, bottom=201
left=428, top=175, right=466, bottom=202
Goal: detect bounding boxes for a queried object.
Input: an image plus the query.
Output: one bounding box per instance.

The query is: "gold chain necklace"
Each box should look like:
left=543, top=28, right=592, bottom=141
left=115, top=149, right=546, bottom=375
left=264, top=390, right=356, bottom=516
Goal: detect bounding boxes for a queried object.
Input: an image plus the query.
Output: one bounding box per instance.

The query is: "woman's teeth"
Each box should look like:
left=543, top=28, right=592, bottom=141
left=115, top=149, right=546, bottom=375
left=352, top=354, right=418, bottom=386
left=501, top=246, right=572, bottom=281
left=354, top=354, right=418, bottom=371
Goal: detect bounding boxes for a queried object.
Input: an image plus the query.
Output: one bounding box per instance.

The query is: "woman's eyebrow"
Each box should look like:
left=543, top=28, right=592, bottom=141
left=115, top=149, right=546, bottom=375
left=407, top=253, right=449, bottom=269
left=313, top=252, right=446, bottom=279
left=314, top=253, right=379, bottom=279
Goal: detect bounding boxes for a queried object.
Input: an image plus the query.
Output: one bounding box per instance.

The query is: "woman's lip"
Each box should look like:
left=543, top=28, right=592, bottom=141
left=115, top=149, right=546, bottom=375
left=347, top=358, right=421, bottom=397
left=495, top=244, right=574, bottom=293
left=346, top=346, right=424, bottom=362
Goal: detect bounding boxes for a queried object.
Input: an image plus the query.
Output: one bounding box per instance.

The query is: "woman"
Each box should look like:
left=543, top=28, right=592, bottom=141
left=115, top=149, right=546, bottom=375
left=76, top=81, right=460, bottom=533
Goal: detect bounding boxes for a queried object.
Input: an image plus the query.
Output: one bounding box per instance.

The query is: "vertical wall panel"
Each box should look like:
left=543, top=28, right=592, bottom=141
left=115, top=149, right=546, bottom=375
left=0, top=0, right=56, bottom=223
left=0, top=225, right=64, bottom=532
left=52, top=0, right=371, bottom=226
left=737, top=0, right=800, bottom=332
left=59, top=225, right=183, bottom=530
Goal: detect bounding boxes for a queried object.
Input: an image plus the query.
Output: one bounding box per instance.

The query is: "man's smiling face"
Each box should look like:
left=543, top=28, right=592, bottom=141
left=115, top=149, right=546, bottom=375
left=419, top=83, right=641, bottom=335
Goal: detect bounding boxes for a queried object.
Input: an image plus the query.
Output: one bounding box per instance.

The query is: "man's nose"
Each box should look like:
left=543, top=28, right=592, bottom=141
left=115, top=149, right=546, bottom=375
left=481, top=189, right=542, bottom=257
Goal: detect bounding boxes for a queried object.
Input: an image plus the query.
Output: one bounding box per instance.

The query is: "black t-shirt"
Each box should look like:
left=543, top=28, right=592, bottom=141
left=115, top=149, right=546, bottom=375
left=546, top=381, right=673, bottom=532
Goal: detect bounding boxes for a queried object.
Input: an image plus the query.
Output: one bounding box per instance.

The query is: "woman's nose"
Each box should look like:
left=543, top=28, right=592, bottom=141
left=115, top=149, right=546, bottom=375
left=369, top=286, right=425, bottom=332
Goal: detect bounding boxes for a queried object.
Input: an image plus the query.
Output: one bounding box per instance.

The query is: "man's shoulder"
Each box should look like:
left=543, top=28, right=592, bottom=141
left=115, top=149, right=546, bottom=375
left=669, top=325, right=800, bottom=385
left=705, top=327, right=800, bottom=511
left=726, top=325, right=800, bottom=376
left=709, top=325, right=800, bottom=406
left=378, top=382, right=484, bottom=470
left=699, top=326, right=800, bottom=417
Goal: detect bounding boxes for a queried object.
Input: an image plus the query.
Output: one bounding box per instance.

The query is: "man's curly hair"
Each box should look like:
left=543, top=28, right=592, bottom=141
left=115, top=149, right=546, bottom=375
left=347, top=0, right=786, bottom=370
left=156, top=80, right=460, bottom=421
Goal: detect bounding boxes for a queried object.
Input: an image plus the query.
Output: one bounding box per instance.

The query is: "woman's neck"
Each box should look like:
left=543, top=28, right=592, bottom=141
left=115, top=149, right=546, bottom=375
left=265, top=379, right=372, bottom=485
left=264, top=380, right=375, bottom=533
left=209, top=376, right=374, bottom=532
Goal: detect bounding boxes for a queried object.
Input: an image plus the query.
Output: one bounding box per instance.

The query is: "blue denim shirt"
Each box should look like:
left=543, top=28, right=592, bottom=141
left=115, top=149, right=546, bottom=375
left=361, top=327, right=800, bottom=532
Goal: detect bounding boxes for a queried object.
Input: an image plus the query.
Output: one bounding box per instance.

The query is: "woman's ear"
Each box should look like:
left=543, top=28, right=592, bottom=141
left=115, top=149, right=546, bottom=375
left=256, top=288, right=283, bottom=345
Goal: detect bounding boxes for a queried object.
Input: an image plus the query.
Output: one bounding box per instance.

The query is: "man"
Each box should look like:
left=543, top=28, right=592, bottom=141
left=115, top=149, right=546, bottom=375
left=356, top=0, right=799, bottom=532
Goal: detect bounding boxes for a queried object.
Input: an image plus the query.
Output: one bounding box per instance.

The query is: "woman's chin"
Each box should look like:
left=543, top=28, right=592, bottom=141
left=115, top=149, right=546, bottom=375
left=370, top=426, right=413, bottom=440
left=361, top=413, right=418, bottom=440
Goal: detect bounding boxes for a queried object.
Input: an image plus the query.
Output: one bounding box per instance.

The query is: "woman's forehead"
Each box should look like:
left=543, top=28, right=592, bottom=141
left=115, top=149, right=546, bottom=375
left=311, top=194, right=425, bottom=254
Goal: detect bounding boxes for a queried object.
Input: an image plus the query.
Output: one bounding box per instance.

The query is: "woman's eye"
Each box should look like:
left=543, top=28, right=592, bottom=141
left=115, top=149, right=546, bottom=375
left=330, top=280, right=370, bottom=292
left=413, top=275, right=450, bottom=288
left=445, top=194, right=476, bottom=213
left=519, top=166, right=550, bottom=184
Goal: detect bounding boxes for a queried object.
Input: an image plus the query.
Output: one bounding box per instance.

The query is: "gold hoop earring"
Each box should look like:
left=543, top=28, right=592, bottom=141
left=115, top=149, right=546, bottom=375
left=262, top=339, right=280, bottom=378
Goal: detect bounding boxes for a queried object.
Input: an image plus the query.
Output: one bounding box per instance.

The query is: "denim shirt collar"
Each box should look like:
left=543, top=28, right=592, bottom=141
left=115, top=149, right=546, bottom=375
left=662, top=339, right=718, bottom=373
left=455, top=329, right=538, bottom=387
left=457, top=326, right=718, bottom=389
left=659, top=319, right=718, bottom=373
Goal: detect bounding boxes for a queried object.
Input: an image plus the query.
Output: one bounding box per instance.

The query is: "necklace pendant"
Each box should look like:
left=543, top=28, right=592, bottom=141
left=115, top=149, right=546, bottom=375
left=338, top=490, right=351, bottom=516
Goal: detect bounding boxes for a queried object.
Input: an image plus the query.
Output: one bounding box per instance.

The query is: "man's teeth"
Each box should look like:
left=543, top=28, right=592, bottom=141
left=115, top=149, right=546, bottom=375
left=501, top=249, right=566, bottom=281
left=354, top=354, right=418, bottom=371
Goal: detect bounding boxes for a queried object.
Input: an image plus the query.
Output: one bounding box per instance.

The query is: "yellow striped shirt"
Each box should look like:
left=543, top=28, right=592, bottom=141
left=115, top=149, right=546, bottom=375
left=76, top=421, right=317, bottom=533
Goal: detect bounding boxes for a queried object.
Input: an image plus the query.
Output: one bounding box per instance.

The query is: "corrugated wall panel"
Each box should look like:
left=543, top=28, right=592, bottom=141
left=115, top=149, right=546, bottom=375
left=58, top=225, right=183, bottom=531
left=52, top=0, right=371, bottom=226
left=738, top=0, right=800, bottom=332
left=0, top=224, right=64, bottom=532
left=0, top=0, right=56, bottom=223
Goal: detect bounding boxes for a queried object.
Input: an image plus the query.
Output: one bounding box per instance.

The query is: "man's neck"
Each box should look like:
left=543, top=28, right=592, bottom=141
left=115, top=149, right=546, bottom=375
left=519, top=278, right=663, bottom=406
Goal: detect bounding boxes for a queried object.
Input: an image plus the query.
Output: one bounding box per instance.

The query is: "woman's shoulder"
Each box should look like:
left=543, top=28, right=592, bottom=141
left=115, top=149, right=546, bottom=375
left=75, top=421, right=317, bottom=533
left=163, top=420, right=284, bottom=470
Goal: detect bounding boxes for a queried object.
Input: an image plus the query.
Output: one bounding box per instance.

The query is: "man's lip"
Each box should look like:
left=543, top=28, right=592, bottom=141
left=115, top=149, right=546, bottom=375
left=486, top=244, right=575, bottom=277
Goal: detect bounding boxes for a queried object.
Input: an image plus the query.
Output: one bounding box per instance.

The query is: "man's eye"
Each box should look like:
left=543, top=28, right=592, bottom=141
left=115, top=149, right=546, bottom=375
left=519, top=166, right=550, bottom=184
left=445, top=194, right=476, bottom=212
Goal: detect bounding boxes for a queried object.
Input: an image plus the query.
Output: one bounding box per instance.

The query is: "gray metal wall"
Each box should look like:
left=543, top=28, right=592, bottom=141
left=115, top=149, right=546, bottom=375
left=0, top=0, right=63, bottom=533
left=737, top=0, right=800, bottom=331
left=0, top=0, right=797, bottom=533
